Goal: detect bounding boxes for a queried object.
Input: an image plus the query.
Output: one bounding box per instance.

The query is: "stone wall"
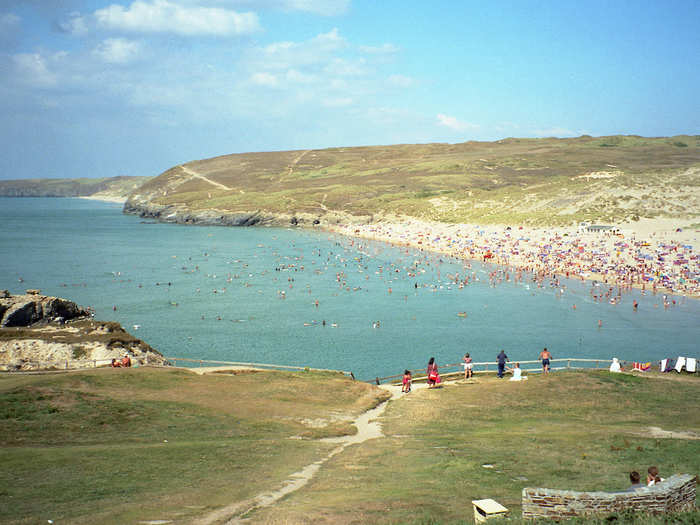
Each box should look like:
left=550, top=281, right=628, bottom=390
left=522, top=474, right=696, bottom=520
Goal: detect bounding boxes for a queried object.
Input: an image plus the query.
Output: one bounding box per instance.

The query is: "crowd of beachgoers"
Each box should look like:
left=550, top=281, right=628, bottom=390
left=328, top=218, right=700, bottom=298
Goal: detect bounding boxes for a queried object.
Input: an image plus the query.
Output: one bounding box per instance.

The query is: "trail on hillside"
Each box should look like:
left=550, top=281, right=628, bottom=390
left=180, top=165, right=233, bottom=191
left=194, top=384, right=408, bottom=525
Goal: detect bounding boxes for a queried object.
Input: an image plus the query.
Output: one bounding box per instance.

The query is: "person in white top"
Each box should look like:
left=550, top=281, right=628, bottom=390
left=508, top=362, right=527, bottom=381
left=609, top=357, right=621, bottom=373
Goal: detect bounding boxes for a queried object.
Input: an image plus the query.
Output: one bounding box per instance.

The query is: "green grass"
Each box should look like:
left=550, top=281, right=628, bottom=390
left=249, top=370, right=700, bottom=524
left=130, top=135, right=700, bottom=227
left=0, top=367, right=387, bottom=524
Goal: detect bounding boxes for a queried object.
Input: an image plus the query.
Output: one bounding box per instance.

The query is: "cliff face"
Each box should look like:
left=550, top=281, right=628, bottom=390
left=123, top=197, right=369, bottom=228
left=0, top=291, right=168, bottom=371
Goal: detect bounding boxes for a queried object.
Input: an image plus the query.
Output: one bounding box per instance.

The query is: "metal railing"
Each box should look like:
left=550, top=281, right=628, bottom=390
left=165, top=356, right=354, bottom=378
left=370, top=358, right=666, bottom=385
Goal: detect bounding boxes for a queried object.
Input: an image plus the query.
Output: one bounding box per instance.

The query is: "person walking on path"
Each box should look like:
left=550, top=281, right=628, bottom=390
left=496, top=350, right=509, bottom=378
left=539, top=347, right=552, bottom=374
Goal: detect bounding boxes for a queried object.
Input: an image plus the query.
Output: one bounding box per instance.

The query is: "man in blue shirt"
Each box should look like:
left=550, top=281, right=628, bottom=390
left=497, top=350, right=509, bottom=378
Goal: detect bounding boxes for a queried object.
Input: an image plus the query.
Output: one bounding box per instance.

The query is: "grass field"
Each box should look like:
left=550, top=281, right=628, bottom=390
left=1, top=368, right=698, bottom=524
left=129, top=135, right=700, bottom=226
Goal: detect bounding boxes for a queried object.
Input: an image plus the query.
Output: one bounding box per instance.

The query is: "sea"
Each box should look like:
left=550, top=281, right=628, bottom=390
left=1, top=197, right=698, bottom=380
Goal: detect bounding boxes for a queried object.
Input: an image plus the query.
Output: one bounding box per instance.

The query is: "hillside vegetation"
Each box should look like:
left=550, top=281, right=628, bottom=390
left=127, top=135, right=700, bottom=226
left=0, top=175, right=151, bottom=200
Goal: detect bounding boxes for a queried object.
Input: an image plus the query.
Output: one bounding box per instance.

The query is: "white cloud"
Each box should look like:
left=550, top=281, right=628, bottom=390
left=257, top=28, right=348, bottom=71
left=1, top=13, right=20, bottom=27
left=322, top=97, right=352, bottom=107
left=285, top=68, right=315, bottom=84
left=93, top=38, right=142, bottom=64
left=533, top=126, right=576, bottom=137
left=57, top=12, right=88, bottom=36
left=359, top=43, right=399, bottom=54
left=437, top=113, right=477, bottom=132
left=310, top=27, right=346, bottom=50
left=324, top=57, right=366, bottom=76
left=387, top=74, right=413, bottom=88
left=211, top=0, right=349, bottom=16
left=251, top=72, right=278, bottom=87
left=275, top=0, right=349, bottom=16
left=12, top=53, right=57, bottom=87
left=94, top=0, right=261, bottom=36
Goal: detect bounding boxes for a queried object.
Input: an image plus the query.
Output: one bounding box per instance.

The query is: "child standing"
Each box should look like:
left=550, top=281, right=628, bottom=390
left=463, top=353, right=473, bottom=379
left=402, top=370, right=412, bottom=393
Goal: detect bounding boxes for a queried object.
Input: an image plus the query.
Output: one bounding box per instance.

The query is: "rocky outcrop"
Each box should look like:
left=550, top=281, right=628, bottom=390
left=123, top=198, right=372, bottom=228
left=0, top=292, right=168, bottom=371
left=0, top=292, right=88, bottom=327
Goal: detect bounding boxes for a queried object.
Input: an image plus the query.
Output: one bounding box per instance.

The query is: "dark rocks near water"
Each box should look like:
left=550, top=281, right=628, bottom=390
left=123, top=199, right=370, bottom=229
left=0, top=291, right=89, bottom=328
left=0, top=292, right=168, bottom=371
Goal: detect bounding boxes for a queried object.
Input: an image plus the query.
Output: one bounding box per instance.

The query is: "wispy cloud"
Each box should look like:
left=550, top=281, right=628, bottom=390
left=56, top=11, right=88, bottom=36
left=93, top=38, right=142, bottom=64
left=250, top=72, right=278, bottom=87
left=387, top=74, right=413, bottom=88
left=437, top=113, right=477, bottom=132
left=95, top=0, right=261, bottom=36
left=218, top=0, right=350, bottom=16
left=12, top=52, right=58, bottom=87
left=359, top=43, right=399, bottom=54
left=533, top=126, right=576, bottom=137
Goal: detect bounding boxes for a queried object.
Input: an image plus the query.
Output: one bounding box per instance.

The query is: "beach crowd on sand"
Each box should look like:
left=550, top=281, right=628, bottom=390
left=328, top=218, right=700, bottom=298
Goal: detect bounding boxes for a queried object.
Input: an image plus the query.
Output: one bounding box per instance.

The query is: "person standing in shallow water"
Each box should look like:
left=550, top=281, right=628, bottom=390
left=496, top=350, right=508, bottom=378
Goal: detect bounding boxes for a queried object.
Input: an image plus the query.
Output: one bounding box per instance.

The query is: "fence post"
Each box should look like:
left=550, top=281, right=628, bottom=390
left=567, top=360, right=571, bottom=369
left=65, top=360, right=69, bottom=370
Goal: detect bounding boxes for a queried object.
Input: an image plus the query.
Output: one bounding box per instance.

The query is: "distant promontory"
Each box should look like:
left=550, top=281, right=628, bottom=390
left=0, top=175, right=151, bottom=202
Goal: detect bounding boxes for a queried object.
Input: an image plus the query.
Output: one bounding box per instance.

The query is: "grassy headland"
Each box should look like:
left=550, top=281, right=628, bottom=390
left=128, top=135, right=700, bottom=227
left=0, top=175, right=151, bottom=201
left=1, top=367, right=697, bottom=524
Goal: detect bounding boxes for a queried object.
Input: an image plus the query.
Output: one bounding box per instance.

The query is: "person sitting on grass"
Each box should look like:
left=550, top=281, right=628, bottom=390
left=507, top=362, right=527, bottom=381
left=111, top=358, right=121, bottom=368
left=121, top=354, right=132, bottom=368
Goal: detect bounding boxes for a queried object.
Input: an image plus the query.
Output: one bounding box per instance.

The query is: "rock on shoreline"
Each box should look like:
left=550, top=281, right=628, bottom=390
left=0, top=291, right=168, bottom=371
left=123, top=198, right=372, bottom=228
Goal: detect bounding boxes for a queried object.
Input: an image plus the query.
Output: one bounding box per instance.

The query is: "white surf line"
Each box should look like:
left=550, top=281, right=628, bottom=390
left=195, top=389, right=399, bottom=525
left=180, top=165, right=233, bottom=191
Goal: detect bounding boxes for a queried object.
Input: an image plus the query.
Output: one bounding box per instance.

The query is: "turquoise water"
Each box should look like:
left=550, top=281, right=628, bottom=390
left=1, top=197, right=698, bottom=380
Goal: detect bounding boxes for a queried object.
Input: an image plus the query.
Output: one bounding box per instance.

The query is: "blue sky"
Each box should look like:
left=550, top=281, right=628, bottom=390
left=1, top=0, right=698, bottom=180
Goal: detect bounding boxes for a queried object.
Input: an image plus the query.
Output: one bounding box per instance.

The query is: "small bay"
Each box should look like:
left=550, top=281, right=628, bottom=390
left=1, top=197, right=698, bottom=380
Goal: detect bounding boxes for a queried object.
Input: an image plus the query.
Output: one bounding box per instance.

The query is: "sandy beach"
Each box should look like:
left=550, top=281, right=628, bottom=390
left=328, top=217, right=700, bottom=298
left=78, top=195, right=128, bottom=204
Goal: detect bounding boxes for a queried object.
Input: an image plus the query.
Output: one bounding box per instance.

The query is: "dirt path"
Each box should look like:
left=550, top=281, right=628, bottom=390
left=180, top=165, right=233, bottom=191
left=282, top=149, right=311, bottom=182
left=194, top=383, right=410, bottom=525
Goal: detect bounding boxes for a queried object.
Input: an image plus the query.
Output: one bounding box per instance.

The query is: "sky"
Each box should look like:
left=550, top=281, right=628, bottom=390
left=1, top=0, right=699, bottom=180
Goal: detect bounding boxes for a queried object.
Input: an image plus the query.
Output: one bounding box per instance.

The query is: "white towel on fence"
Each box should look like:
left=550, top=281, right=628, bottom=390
left=660, top=359, right=667, bottom=372
left=686, top=358, right=697, bottom=373
left=675, top=357, right=686, bottom=373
